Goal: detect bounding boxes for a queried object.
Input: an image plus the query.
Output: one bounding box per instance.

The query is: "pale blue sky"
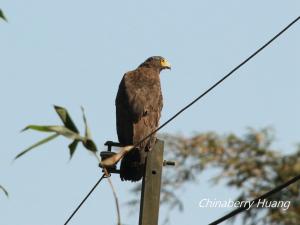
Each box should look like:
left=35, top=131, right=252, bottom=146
left=0, top=1, right=299, bottom=225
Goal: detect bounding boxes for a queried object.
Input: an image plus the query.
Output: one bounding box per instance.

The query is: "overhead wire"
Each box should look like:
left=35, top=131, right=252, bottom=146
left=63, top=174, right=106, bottom=225
left=63, top=16, right=300, bottom=224
left=135, top=16, right=300, bottom=148
left=209, top=174, right=300, bottom=225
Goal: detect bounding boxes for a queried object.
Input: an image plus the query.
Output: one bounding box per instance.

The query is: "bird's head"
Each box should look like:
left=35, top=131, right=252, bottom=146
left=139, top=56, right=171, bottom=71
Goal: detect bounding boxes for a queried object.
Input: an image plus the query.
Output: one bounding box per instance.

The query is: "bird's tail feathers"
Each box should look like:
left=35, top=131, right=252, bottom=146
left=120, top=148, right=146, bottom=182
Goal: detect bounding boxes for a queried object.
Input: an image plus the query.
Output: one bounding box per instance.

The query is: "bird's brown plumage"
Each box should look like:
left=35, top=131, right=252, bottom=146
left=116, top=56, right=171, bottom=181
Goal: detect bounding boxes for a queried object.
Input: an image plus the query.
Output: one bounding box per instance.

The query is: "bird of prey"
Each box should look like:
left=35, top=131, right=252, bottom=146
left=115, top=56, right=171, bottom=182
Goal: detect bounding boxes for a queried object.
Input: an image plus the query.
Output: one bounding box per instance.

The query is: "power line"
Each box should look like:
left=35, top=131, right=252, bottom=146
left=63, top=16, right=299, bottom=224
left=135, top=16, right=300, bottom=147
left=63, top=174, right=106, bottom=225
left=209, top=173, right=300, bottom=225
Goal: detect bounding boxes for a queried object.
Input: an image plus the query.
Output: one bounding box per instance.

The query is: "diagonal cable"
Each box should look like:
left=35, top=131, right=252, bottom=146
left=63, top=174, right=106, bottom=225
left=209, top=174, right=300, bottom=225
left=135, top=16, right=300, bottom=148
left=63, top=16, right=300, bottom=224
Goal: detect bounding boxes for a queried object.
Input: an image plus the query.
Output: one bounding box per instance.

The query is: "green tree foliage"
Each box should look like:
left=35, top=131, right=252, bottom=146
left=130, top=128, right=300, bottom=225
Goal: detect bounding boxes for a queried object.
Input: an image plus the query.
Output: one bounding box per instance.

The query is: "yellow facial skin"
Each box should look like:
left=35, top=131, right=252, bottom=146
left=160, top=58, right=171, bottom=69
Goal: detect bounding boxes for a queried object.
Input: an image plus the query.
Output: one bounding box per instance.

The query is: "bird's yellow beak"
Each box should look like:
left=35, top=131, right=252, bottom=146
left=161, top=58, right=171, bottom=70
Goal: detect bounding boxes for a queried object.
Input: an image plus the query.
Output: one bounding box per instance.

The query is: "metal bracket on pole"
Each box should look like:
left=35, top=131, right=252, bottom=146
left=99, top=141, right=126, bottom=174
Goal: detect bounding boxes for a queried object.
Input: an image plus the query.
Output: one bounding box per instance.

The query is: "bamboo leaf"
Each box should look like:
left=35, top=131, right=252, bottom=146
left=15, top=134, right=59, bottom=160
left=21, top=125, right=55, bottom=132
left=68, top=140, right=79, bottom=159
left=0, top=185, right=9, bottom=197
left=54, top=105, right=79, bottom=133
left=81, top=106, right=92, bottom=139
left=0, top=9, right=7, bottom=22
left=83, top=139, right=98, bottom=153
left=80, top=107, right=98, bottom=153
left=22, top=125, right=84, bottom=141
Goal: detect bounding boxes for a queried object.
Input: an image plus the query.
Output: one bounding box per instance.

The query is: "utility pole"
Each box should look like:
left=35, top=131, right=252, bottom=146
left=138, top=140, right=164, bottom=225
left=103, top=139, right=174, bottom=225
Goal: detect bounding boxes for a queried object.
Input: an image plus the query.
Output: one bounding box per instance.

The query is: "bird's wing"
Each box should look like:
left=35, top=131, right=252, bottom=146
left=117, top=69, right=163, bottom=181
left=123, top=72, right=150, bottom=122
left=116, top=69, right=162, bottom=141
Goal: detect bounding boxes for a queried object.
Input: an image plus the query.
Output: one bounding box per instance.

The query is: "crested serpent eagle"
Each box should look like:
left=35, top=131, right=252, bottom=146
left=116, top=56, right=171, bottom=182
